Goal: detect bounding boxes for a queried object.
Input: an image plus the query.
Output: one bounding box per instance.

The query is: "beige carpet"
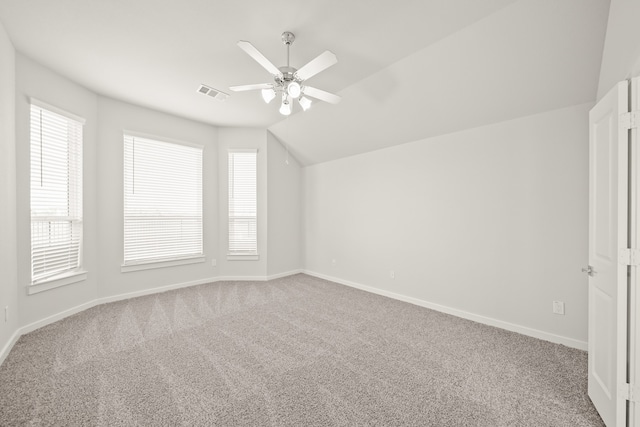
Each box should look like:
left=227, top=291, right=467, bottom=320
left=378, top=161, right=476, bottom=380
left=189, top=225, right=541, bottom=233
left=0, top=273, right=603, bottom=426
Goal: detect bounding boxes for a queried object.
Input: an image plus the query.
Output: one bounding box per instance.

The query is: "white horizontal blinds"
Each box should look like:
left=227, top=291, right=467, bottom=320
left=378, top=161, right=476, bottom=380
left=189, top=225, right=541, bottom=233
left=30, top=104, right=83, bottom=283
left=228, top=150, right=257, bottom=254
left=123, top=134, right=203, bottom=264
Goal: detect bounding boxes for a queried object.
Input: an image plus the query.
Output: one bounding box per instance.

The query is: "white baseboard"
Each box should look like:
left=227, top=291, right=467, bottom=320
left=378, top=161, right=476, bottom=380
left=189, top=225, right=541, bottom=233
left=217, top=270, right=303, bottom=282
left=20, top=299, right=98, bottom=336
left=303, top=270, right=588, bottom=351
left=98, top=276, right=220, bottom=305
left=0, top=270, right=302, bottom=366
left=216, top=275, right=270, bottom=281
left=267, top=269, right=303, bottom=281
left=1, top=298, right=97, bottom=365
left=0, top=329, right=21, bottom=367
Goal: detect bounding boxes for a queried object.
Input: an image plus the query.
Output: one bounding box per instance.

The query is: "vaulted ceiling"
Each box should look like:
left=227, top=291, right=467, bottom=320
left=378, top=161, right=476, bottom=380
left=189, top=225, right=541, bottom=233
left=0, top=0, right=609, bottom=165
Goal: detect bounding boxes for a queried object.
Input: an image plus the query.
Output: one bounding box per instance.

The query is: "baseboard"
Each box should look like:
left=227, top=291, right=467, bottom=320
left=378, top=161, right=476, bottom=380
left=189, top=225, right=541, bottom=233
left=303, top=270, right=588, bottom=351
left=266, top=269, right=303, bottom=281
left=1, top=298, right=99, bottom=367
left=0, top=329, right=21, bottom=367
left=217, top=270, right=303, bottom=282
left=216, top=275, right=270, bottom=281
left=20, top=299, right=98, bottom=336
left=98, top=276, right=220, bottom=305
left=0, top=270, right=303, bottom=366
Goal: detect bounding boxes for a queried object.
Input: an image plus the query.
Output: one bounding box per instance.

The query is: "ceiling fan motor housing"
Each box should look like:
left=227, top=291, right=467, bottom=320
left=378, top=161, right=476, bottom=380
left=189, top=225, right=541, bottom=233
left=277, top=66, right=298, bottom=85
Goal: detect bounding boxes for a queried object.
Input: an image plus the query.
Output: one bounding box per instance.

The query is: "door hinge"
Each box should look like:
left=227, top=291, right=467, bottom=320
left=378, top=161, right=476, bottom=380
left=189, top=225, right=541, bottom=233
left=619, top=383, right=640, bottom=403
left=619, top=248, right=640, bottom=265
left=621, top=111, right=640, bottom=130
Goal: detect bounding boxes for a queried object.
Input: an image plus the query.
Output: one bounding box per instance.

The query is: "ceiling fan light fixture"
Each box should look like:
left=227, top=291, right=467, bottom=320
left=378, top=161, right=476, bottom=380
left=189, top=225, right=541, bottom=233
left=299, top=96, right=312, bottom=111
left=279, top=99, right=292, bottom=116
left=261, top=88, right=276, bottom=103
left=287, top=81, right=301, bottom=99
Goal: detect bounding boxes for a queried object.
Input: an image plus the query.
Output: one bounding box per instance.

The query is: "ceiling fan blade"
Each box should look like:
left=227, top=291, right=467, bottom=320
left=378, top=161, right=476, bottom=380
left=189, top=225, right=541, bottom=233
left=302, top=86, right=341, bottom=104
left=229, top=83, right=273, bottom=92
left=294, top=51, right=337, bottom=81
left=237, top=41, right=281, bottom=76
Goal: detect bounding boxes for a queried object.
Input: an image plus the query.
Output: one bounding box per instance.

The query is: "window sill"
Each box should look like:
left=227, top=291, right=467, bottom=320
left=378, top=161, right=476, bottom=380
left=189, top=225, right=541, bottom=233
left=121, top=256, right=205, bottom=273
left=29, top=270, right=87, bottom=295
left=227, top=254, right=260, bottom=261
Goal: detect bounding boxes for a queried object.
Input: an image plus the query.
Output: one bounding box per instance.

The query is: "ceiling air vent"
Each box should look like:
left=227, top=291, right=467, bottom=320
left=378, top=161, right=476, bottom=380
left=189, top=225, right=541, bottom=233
left=197, top=84, right=229, bottom=101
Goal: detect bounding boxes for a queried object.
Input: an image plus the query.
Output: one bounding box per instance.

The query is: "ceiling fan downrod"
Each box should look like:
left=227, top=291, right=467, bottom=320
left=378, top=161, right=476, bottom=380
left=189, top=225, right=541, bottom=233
left=282, top=31, right=295, bottom=68
left=279, top=31, right=297, bottom=85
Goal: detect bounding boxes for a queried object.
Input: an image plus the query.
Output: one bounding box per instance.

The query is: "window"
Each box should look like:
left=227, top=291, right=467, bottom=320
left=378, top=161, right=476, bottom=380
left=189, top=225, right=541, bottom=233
left=228, top=149, right=258, bottom=259
left=30, top=101, right=84, bottom=287
left=123, top=133, right=203, bottom=269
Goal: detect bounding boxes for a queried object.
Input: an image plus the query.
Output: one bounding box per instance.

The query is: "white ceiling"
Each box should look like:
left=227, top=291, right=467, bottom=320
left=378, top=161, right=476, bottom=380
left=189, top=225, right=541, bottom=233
left=0, top=0, right=609, bottom=165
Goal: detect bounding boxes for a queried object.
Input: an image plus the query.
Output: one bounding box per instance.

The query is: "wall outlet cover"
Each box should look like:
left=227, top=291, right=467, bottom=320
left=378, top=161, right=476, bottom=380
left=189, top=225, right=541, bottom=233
left=552, top=301, right=565, bottom=315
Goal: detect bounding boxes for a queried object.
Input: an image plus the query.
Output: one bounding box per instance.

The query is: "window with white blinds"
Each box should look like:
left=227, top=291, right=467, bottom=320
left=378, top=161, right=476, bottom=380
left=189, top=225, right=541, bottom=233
left=228, top=149, right=258, bottom=257
left=123, top=134, right=203, bottom=266
left=30, top=102, right=84, bottom=284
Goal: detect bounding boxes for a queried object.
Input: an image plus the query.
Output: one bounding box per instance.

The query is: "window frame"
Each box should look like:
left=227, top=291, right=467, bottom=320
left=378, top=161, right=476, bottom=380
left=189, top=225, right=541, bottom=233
left=29, top=98, right=86, bottom=294
left=121, top=131, right=205, bottom=272
left=227, top=148, right=259, bottom=261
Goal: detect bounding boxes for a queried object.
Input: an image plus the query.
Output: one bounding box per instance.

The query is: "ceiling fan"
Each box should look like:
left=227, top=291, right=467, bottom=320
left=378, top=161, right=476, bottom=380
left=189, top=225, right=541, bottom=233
left=230, top=31, right=341, bottom=116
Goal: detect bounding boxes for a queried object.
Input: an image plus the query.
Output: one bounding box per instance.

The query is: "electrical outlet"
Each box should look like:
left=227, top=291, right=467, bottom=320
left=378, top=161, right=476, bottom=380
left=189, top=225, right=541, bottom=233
left=390, top=270, right=395, bottom=279
left=553, top=301, right=565, bottom=315
left=211, top=258, right=217, bottom=267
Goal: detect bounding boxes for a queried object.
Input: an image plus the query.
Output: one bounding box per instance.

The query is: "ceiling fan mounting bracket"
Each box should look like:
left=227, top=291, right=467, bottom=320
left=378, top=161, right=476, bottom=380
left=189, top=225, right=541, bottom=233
left=281, top=31, right=295, bottom=46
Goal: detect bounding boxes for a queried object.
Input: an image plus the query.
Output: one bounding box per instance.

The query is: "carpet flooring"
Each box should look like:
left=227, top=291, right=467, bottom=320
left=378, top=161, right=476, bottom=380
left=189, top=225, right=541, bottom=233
left=0, top=274, right=604, bottom=426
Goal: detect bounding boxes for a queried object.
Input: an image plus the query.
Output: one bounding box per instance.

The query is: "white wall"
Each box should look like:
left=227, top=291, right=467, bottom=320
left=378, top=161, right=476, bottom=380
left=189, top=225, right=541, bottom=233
left=96, top=97, right=219, bottom=298
left=217, top=128, right=268, bottom=278
left=303, top=103, right=592, bottom=345
left=0, top=21, right=18, bottom=356
left=14, top=54, right=99, bottom=327
left=5, top=53, right=303, bottom=348
left=266, top=132, right=302, bottom=277
left=597, top=0, right=640, bottom=99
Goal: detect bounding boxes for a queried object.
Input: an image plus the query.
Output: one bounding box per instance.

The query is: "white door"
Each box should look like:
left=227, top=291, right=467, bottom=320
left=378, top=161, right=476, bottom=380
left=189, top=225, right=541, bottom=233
left=588, top=80, right=629, bottom=427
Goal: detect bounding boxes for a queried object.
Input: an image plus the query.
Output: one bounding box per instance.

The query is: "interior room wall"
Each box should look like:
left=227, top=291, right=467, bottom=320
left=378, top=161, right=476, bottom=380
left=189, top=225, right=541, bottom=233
left=597, top=0, right=640, bottom=98
left=217, top=127, right=268, bottom=278
left=266, top=131, right=302, bottom=277
left=0, top=20, right=18, bottom=358
left=14, top=54, right=99, bottom=327
left=4, top=52, right=303, bottom=355
left=96, top=96, right=219, bottom=299
left=303, top=103, right=592, bottom=348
